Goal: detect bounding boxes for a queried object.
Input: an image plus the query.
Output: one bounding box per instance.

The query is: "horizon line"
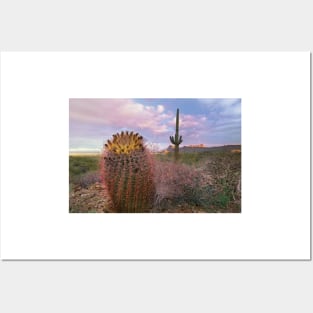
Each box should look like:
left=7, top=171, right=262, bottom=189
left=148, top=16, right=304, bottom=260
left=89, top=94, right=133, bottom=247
left=69, top=143, right=241, bottom=155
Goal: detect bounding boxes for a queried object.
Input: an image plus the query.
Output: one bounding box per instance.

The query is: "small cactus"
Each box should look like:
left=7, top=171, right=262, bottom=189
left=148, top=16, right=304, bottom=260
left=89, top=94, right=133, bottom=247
left=102, top=131, right=155, bottom=212
left=170, top=108, right=183, bottom=161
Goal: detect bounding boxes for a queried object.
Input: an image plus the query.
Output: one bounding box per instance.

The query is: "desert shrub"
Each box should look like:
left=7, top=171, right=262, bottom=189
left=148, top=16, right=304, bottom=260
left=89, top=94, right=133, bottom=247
left=206, top=152, right=241, bottom=211
left=154, top=160, right=210, bottom=209
left=155, top=151, right=209, bottom=166
left=72, top=171, right=101, bottom=188
left=69, top=156, right=100, bottom=178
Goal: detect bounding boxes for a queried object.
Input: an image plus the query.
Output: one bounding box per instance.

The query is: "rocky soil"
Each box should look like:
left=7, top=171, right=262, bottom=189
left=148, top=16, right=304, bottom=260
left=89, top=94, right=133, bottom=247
left=69, top=182, right=114, bottom=213
left=69, top=182, right=209, bottom=213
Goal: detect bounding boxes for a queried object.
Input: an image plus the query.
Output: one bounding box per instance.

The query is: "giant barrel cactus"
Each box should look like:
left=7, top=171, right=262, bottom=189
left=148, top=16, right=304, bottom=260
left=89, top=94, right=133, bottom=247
left=102, top=131, right=155, bottom=213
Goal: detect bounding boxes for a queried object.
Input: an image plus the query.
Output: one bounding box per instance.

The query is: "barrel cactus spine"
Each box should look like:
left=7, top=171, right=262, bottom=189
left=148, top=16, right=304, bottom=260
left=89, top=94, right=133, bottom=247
left=102, top=131, right=155, bottom=213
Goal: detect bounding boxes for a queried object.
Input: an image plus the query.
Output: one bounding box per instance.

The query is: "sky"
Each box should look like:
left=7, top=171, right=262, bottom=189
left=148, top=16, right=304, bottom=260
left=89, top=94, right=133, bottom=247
left=69, top=98, right=241, bottom=153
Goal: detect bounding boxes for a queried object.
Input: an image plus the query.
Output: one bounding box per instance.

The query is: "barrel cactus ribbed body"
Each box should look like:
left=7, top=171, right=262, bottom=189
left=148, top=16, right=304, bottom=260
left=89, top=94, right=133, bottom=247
left=102, top=131, right=155, bottom=213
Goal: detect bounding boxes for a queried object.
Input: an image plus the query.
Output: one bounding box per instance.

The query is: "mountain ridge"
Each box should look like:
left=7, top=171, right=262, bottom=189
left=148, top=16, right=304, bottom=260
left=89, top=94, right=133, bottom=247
left=162, top=144, right=241, bottom=154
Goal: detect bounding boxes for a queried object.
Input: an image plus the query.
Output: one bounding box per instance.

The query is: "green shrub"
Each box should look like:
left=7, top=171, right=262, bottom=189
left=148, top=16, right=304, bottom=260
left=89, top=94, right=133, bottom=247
left=69, top=155, right=100, bottom=183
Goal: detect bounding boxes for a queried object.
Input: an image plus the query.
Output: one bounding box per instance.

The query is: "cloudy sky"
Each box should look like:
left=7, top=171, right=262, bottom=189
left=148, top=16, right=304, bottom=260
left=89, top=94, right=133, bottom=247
left=69, top=98, right=241, bottom=153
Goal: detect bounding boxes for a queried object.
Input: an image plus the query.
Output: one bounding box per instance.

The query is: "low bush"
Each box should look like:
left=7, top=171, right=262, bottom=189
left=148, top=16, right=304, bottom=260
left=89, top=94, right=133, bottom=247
left=154, top=160, right=210, bottom=209
left=69, top=156, right=100, bottom=178
left=206, top=152, right=241, bottom=211
left=72, top=171, right=101, bottom=188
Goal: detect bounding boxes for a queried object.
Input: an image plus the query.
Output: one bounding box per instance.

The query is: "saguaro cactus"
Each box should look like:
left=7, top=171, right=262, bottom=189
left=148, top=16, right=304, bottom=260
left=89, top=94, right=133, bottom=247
left=102, top=131, right=155, bottom=213
left=169, top=108, right=183, bottom=162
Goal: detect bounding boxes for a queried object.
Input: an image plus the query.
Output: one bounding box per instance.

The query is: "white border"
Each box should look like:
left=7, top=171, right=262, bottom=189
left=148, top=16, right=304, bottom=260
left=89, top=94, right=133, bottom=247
left=0, top=52, right=310, bottom=259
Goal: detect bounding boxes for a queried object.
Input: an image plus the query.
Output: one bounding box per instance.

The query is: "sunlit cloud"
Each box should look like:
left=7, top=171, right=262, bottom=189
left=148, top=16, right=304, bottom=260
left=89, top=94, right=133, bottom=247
left=69, top=98, right=241, bottom=152
left=70, top=99, right=173, bottom=135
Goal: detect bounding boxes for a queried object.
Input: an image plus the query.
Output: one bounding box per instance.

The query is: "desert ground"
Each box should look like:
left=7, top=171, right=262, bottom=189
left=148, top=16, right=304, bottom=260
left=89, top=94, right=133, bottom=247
left=69, top=145, right=241, bottom=213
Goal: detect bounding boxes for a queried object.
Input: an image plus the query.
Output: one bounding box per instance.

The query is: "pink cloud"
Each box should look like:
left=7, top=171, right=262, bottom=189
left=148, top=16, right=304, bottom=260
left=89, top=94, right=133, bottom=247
left=69, top=98, right=173, bottom=135
left=70, top=100, right=216, bottom=149
left=167, top=114, right=208, bottom=130
left=157, top=105, right=165, bottom=113
left=181, top=114, right=201, bottom=128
